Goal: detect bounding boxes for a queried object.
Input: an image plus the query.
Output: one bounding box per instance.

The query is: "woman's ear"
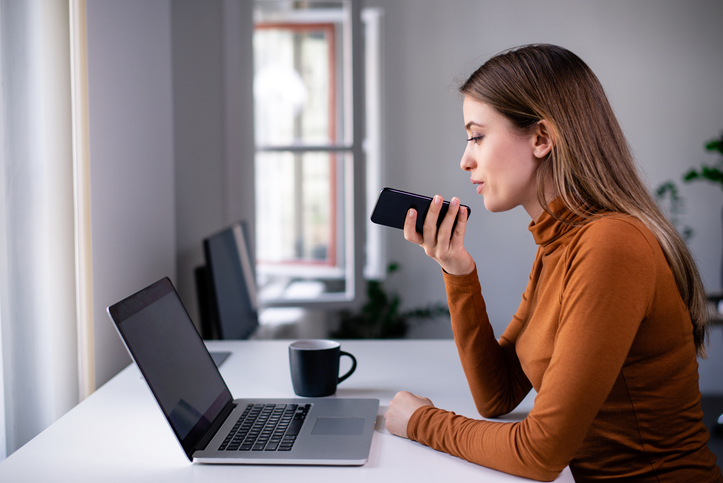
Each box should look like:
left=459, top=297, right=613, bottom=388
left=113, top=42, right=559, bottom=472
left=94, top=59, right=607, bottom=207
left=532, top=120, right=554, bottom=159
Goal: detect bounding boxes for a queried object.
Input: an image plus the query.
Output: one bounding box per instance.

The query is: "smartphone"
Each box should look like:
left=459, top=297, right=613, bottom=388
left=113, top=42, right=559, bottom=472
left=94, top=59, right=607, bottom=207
left=370, top=187, right=471, bottom=233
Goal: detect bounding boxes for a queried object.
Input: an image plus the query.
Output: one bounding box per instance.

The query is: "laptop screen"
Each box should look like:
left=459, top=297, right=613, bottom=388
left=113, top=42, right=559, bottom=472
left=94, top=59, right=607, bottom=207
left=108, top=278, right=233, bottom=457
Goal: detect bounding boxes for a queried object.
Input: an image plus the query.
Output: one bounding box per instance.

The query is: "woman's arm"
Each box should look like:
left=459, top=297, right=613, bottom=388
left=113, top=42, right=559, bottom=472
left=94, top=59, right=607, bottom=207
left=444, top=266, right=533, bottom=417
left=404, top=219, right=659, bottom=481
left=398, top=194, right=532, bottom=416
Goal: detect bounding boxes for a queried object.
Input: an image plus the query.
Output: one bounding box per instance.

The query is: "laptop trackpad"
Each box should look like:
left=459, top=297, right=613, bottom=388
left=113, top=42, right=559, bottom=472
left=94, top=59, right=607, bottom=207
left=311, top=417, right=366, bottom=436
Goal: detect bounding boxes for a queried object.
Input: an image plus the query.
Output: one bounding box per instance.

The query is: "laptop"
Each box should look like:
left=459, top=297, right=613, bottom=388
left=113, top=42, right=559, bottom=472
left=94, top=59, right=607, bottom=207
left=107, top=277, right=379, bottom=465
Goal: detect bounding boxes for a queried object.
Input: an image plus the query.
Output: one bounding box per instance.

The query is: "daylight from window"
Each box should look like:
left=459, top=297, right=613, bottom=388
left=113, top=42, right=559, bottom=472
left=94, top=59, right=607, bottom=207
left=253, top=0, right=354, bottom=304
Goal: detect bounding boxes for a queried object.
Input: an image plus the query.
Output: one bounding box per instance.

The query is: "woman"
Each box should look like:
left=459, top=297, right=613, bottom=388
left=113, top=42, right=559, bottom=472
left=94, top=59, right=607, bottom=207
left=384, top=44, right=722, bottom=482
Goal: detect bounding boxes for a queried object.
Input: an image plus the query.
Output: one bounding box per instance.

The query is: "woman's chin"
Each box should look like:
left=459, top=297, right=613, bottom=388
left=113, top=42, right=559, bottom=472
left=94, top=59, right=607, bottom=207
left=483, top=198, right=515, bottom=214
left=483, top=198, right=501, bottom=213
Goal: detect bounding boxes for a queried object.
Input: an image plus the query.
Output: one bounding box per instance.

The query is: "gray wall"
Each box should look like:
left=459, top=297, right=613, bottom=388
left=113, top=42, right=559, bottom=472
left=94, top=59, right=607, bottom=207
left=87, top=0, right=176, bottom=387
left=172, top=0, right=256, bottom=328
left=87, top=0, right=255, bottom=388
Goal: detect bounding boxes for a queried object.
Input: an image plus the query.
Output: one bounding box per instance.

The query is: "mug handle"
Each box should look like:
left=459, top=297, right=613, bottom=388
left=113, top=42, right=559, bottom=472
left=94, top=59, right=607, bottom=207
left=337, top=351, right=357, bottom=383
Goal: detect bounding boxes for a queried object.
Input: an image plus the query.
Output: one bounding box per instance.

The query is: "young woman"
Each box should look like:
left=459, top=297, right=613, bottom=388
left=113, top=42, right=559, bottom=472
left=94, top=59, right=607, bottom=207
left=384, top=44, right=722, bottom=482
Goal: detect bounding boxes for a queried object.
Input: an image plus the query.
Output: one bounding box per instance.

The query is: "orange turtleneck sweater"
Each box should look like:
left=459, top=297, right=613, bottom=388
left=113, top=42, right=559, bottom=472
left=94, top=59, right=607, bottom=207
left=407, top=202, right=721, bottom=482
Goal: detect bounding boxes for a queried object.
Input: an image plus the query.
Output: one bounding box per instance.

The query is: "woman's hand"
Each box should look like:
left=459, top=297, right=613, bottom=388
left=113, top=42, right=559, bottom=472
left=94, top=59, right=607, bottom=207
left=404, top=195, right=475, bottom=276
left=385, top=391, right=435, bottom=438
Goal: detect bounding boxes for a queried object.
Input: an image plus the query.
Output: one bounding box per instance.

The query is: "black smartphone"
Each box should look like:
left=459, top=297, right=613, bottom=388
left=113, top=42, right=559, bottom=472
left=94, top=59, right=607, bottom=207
left=370, top=187, right=471, bottom=233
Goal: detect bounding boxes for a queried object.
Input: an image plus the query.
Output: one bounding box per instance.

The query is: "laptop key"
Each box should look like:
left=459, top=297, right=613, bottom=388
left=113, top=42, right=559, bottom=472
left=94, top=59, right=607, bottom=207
left=220, top=403, right=310, bottom=451
left=286, top=418, right=303, bottom=436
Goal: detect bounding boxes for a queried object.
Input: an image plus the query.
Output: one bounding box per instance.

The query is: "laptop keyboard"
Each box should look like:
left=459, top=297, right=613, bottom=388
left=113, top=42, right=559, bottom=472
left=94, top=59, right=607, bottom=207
left=219, top=403, right=311, bottom=452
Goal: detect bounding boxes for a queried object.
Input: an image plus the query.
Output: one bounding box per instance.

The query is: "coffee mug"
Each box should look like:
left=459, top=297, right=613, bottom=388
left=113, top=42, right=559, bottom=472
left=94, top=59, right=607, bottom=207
left=289, top=340, right=357, bottom=397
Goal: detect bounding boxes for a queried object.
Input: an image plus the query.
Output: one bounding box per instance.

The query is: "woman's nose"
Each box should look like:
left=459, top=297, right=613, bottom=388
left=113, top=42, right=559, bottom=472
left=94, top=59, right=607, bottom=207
left=460, top=147, right=475, bottom=172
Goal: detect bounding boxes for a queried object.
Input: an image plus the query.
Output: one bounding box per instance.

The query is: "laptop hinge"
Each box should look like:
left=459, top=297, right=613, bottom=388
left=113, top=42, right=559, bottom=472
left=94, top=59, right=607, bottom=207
left=195, top=401, right=237, bottom=452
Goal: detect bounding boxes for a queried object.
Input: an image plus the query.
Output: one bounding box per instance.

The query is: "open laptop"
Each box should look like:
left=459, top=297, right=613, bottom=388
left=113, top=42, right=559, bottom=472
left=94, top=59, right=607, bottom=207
left=107, top=277, right=378, bottom=465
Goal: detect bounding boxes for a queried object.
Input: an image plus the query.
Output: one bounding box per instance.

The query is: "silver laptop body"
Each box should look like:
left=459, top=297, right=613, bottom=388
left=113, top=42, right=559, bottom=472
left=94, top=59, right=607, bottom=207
left=107, top=277, right=378, bottom=465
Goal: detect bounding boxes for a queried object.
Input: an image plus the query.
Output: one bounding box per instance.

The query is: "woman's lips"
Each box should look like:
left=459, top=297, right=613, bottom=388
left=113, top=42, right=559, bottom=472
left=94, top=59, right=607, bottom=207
left=472, top=179, right=484, bottom=194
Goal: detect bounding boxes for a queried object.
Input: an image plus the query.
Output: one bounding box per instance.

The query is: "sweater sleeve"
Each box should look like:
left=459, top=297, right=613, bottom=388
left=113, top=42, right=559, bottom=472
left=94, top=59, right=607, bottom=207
left=407, top=219, right=658, bottom=481
left=440, top=264, right=533, bottom=417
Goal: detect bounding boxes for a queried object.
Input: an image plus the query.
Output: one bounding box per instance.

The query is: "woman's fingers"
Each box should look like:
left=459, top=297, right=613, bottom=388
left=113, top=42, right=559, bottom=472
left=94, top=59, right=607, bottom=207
left=451, top=203, right=469, bottom=243
left=403, top=208, right=423, bottom=245
left=384, top=391, right=435, bottom=439
left=422, top=195, right=444, bottom=243
left=403, top=195, right=475, bottom=275
left=436, top=196, right=461, bottom=243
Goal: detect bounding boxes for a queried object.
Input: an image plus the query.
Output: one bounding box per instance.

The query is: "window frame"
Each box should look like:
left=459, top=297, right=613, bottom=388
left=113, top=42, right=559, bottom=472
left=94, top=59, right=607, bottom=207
left=252, top=0, right=366, bottom=309
left=254, top=21, right=339, bottom=269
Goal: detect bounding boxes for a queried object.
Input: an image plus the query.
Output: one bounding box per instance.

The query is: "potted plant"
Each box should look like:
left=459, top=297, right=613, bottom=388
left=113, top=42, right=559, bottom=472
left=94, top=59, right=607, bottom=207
left=655, top=180, right=692, bottom=241
left=683, top=133, right=723, bottom=185
left=332, top=262, right=449, bottom=339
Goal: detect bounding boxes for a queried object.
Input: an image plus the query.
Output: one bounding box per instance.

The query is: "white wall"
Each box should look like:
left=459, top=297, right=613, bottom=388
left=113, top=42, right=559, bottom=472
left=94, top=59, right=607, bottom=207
left=365, top=0, right=723, bottom=393
left=87, top=0, right=176, bottom=388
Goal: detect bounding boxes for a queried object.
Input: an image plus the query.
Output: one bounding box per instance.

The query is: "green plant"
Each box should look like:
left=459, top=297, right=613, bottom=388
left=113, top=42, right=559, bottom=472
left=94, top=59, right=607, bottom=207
left=683, top=133, right=723, bottom=188
left=681, top=132, right=723, bottom=287
left=332, top=262, right=449, bottom=339
left=654, top=133, right=723, bottom=241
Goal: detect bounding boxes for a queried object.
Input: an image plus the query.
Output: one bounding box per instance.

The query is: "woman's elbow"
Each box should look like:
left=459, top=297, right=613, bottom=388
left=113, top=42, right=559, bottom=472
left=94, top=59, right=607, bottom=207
left=474, top=396, right=519, bottom=419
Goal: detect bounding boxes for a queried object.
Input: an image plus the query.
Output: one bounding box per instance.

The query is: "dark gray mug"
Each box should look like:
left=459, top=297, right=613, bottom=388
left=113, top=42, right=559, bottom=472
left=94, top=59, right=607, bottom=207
left=289, top=340, right=357, bottom=397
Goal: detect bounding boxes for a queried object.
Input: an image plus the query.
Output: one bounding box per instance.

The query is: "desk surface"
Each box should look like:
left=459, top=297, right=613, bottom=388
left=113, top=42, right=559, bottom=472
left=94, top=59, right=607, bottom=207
left=0, top=339, right=573, bottom=482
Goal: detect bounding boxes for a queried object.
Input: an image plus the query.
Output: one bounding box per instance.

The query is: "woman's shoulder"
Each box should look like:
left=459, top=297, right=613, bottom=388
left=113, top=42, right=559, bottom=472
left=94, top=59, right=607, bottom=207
left=580, top=212, right=652, bottom=238
left=571, top=213, right=659, bottom=258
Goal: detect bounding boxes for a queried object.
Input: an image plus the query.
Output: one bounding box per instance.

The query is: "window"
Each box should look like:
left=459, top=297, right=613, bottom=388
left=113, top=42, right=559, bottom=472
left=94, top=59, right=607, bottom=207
left=253, top=0, right=381, bottom=307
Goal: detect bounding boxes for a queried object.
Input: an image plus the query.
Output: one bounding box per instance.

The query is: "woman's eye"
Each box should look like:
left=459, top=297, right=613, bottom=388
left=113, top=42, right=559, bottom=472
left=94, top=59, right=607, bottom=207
left=466, top=135, right=483, bottom=144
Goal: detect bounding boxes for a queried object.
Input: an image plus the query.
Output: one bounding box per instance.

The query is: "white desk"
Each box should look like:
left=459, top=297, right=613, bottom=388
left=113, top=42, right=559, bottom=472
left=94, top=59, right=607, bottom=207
left=0, top=340, right=573, bottom=482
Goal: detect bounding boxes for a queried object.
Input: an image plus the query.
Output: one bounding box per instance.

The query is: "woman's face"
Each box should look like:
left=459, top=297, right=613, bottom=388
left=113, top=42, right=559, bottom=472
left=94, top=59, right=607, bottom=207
left=460, top=96, right=545, bottom=220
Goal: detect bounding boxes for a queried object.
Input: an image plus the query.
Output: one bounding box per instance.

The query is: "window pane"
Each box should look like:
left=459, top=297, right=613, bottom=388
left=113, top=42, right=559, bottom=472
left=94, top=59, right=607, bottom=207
left=254, top=151, right=335, bottom=264
left=253, top=4, right=347, bottom=146
left=255, top=151, right=351, bottom=302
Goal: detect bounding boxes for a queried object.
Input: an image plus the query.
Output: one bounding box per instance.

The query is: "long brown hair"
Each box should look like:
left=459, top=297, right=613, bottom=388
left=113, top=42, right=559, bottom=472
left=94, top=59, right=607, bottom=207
left=460, top=44, right=710, bottom=357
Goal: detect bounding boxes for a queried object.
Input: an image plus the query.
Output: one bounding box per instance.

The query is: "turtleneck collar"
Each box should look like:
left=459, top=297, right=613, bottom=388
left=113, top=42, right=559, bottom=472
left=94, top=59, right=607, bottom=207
left=528, top=197, right=589, bottom=248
